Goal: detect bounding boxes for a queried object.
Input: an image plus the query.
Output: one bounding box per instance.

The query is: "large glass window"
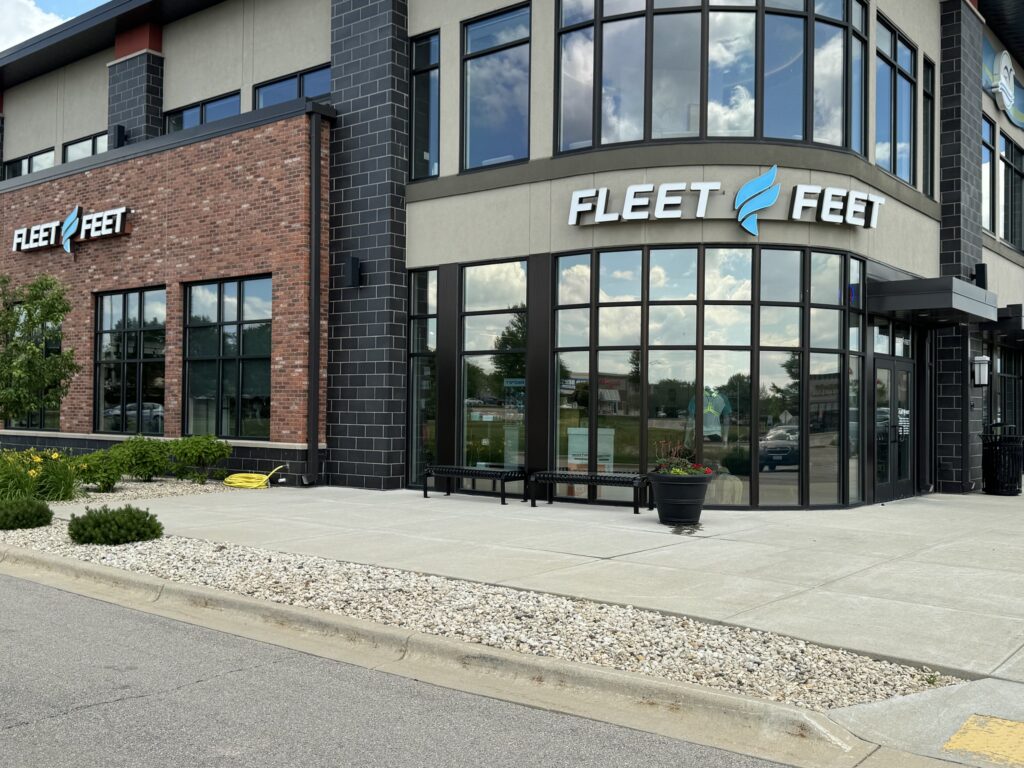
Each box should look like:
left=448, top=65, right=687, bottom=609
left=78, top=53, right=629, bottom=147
left=6, top=321, right=62, bottom=431
left=255, top=65, right=331, bottom=109
left=982, top=117, right=995, bottom=232
left=185, top=277, right=271, bottom=438
left=556, top=0, right=866, bottom=151
left=411, top=35, right=440, bottom=179
left=3, top=149, right=54, bottom=180
left=96, top=289, right=166, bottom=435
left=552, top=245, right=863, bottom=508
left=410, top=271, right=438, bottom=485
left=875, top=18, right=915, bottom=184
left=1001, top=133, right=1024, bottom=251
left=63, top=133, right=108, bottom=164
left=461, top=261, right=527, bottom=471
left=166, top=92, right=241, bottom=134
left=463, top=7, right=530, bottom=169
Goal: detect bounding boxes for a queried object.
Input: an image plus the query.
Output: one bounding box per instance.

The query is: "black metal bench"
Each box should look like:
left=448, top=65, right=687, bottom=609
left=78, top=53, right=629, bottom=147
left=423, top=465, right=527, bottom=505
left=529, top=471, right=653, bottom=515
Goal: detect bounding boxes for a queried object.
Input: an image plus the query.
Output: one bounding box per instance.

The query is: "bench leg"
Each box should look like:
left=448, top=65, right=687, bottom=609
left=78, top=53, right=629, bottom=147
left=522, top=479, right=529, bottom=502
left=500, top=479, right=507, bottom=506
left=445, top=477, right=452, bottom=496
left=647, top=483, right=654, bottom=511
left=547, top=483, right=554, bottom=505
left=423, top=477, right=429, bottom=499
left=633, top=485, right=640, bottom=515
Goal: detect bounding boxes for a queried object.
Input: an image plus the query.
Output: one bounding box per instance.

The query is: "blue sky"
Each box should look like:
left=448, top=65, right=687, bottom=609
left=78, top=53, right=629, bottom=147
left=0, top=0, right=107, bottom=53
left=35, top=0, right=104, bottom=17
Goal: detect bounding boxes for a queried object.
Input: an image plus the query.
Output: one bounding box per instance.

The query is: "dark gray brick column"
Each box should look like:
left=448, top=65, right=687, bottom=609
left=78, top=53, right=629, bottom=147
left=935, top=0, right=985, bottom=492
left=107, top=52, right=164, bottom=146
left=327, top=0, right=410, bottom=489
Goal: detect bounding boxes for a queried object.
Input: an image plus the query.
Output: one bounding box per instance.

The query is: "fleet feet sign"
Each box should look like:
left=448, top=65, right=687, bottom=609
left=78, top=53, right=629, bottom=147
left=567, top=165, right=885, bottom=235
left=12, top=206, right=130, bottom=254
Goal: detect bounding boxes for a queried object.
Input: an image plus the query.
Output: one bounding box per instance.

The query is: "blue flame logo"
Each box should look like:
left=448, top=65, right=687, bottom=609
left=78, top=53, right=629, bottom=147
left=734, top=166, right=780, bottom=237
left=61, top=206, right=82, bottom=254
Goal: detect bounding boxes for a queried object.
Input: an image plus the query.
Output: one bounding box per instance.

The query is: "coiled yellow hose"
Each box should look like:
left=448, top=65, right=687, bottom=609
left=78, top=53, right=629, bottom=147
left=224, top=465, right=285, bottom=489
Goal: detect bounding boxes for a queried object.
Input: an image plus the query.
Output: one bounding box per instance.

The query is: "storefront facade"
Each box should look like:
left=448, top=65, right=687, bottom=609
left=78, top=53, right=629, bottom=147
left=1, top=0, right=1022, bottom=504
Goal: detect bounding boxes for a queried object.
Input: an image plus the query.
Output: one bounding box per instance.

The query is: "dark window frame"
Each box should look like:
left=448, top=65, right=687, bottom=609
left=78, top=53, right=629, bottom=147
left=460, top=3, right=532, bottom=173
left=408, top=269, right=439, bottom=486
left=4, top=317, right=62, bottom=432
left=922, top=57, right=935, bottom=197
left=553, top=0, right=869, bottom=156
left=164, top=91, right=242, bottom=134
left=2, top=148, right=55, bottom=181
left=982, top=115, right=996, bottom=233
left=874, top=15, right=917, bottom=186
left=410, top=31, right=441, bottom=181
left=253, top=63, right=332, bottom=110
left=183, top=275, right=273, bottom=440
left=94, top=286, right=167, bottom=436
left=551, top=242, right=864, bottom=509
left=1001, top=131, right=1024, bottom=251
left=63, top=132, right=108, bottom=163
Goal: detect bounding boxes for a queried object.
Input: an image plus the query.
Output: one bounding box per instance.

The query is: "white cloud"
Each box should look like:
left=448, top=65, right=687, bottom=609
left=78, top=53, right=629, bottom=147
left=0, top=0, right=65, bottom=54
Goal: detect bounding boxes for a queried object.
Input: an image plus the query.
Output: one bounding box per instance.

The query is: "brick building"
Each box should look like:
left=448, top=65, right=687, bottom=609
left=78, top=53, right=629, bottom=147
left=0, top=0, right=1021, bottom=505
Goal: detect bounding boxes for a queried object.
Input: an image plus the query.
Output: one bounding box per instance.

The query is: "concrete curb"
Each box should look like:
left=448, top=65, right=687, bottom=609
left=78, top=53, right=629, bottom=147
left=0, top=544, right=877, bottom=768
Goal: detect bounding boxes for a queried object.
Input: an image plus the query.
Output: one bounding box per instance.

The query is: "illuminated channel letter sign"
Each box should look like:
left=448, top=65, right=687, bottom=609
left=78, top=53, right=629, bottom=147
left=568, top=166, right=885, bottom=234
left=12, top=206, right=130, bottom=254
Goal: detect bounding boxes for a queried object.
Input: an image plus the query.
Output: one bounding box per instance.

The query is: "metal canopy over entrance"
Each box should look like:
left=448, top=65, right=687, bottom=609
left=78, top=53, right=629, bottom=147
left=866, top=276, right=999, bottom=325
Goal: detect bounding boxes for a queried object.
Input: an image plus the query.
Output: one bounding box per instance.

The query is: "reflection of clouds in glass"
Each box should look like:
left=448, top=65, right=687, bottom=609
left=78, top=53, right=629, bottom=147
left=760, top=352, right=799, bottom=390
left=599, top=305, right=641, bottom=346
left=704, top=350, right=749, bottom=389
left=649, top=305, right=696, bottom=346
left=704, top=305, right=751, bottom=345
left=652, top=13, right=701, bottom=139
left=561, top=0, right=593, bottom=26
left=559, top=262, right=591, bottom=305
left=557, top=308, right=590, bottom=347
left=465, top=45, right=529, bottom=167
left=760, top=306, right=800, bottom=347
left=601, top=18, right=645, bottom=143
left=708, top=85, right=755, bottom=136
left=560, top=28, right=594, bottom=151
left=813, top=25, right=844, bottom=145
left=600, top=251, right=642, bottom=301
left=191, top=285, right=217, bottom=321
left=810, top=252, right=843, bottom=304
left=875, top=141, right=891, bottom=167
left=809, top=352, right=840, bottom=376
left=649, top=350, right=696, bottom=384
left=760, top=250, right=801, bottom=301
left=464, top=313, right=518, bottom=351
left=809, top=307, right=842, bottom=348
left=705, top=248, right=752, bottom=300
left=465, top=261, right=528, bottom=311
left=144, top=292, right=167, bottom=325
left=598, top=349, right=635, bottom=376
left=650, top=249, right=698, bottom=300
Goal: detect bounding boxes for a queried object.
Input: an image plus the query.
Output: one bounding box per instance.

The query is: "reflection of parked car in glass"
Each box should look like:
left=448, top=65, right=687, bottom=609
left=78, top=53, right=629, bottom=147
left=104, top=402, right=164, bottom=432
left=758, top=427, right=800, bottom=471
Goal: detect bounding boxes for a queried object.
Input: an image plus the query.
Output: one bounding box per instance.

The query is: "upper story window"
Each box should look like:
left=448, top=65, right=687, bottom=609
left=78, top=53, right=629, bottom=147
left=875, top=18, right=916, bottom=184
left=463, top=6, right=530, bottom=170
left=982, top=117, right=996, bottom=232
left=557, top=0, right=867, bottom=153
left=1001, top=133, right=1024, bottom=251
left=411, top=33, right=440, bottom=180
left=64, top=133, right=108, bottom=164
left=255, top=65, right=331, bottom=109
left=922, top=58, right=935, bottom=197
left=165, top=92, right=241, bottom=134
left=2, top=149, right=54, bottom=181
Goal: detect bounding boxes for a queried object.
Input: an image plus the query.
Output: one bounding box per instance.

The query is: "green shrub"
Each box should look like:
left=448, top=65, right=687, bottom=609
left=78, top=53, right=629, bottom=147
left=169, top=435, right=232, bottom=484
left=0, top=451, right=37, bottom=500
left=113, top=436, right=170, bottom=482
left=67, top=505, right=163, bottom=545
left=0, top=499, right=53, bottom=529
left=77, top=449, right=123, bottom=493
left=35, top=451, right=80, bottom=501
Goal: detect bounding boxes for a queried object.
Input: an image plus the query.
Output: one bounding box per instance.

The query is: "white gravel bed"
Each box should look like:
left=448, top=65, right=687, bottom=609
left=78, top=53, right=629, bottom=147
left=0, top=520, right=962, bottom=711
left=52, top=478, right=237, bottom=506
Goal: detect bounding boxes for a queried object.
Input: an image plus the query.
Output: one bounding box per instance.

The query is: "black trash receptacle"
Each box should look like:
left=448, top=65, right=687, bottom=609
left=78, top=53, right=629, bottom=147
left=981, top=423, right=1023, bottom=496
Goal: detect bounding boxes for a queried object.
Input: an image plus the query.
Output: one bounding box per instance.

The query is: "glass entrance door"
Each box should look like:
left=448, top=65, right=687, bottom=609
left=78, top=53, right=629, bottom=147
left=874, top=359, right=914, bottom=502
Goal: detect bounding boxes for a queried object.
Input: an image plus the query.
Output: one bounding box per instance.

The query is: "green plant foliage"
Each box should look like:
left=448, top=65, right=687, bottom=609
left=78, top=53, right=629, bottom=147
left=0, top=498, right=53, bottom=530
left=169, top=435, right=232, bottom=484
left=0, top=448, right=80, bottom=501
left=649, top=441, right=713, bottom=476
left=76, top=449, right=124, bottom=493
left=113, top=436, right=171, bottom=482
left=0, top=275, right=80, bottom=424
left=67, top=505, right=163, bottom=545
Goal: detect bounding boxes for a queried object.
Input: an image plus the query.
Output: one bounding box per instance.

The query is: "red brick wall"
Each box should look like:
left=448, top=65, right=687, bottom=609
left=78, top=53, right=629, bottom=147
left=0, top=114, right=328, bottom=445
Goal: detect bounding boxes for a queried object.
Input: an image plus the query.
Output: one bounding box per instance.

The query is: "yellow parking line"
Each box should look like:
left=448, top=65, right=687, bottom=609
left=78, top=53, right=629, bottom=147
left=943, top=714, right=1024, bottom=767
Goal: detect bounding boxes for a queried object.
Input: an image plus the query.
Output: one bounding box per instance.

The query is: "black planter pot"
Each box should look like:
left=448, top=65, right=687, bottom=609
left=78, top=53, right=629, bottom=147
left=647, top=472, right=712, bottom=525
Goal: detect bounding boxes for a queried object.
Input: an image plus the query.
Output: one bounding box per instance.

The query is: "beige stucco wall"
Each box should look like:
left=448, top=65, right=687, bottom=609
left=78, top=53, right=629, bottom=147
left=983, top=248, right=1024, bottom=307
left=163, top=0, right=330, bottom=112
left=408, top=165, right=940, bottom=278
left=2, top=48, right=111, bottom=163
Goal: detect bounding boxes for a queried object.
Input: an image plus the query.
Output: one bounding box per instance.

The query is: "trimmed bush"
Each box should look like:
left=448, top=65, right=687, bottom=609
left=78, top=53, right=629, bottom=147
left=67, top=505, right=163, bottom=545
left=77, top=449, right=123, bottom=493
left=0, top=499, right=53, bottom=530
left=113, top=436, right=170, bottom=482
left=169, top=435, right=232, bottom=484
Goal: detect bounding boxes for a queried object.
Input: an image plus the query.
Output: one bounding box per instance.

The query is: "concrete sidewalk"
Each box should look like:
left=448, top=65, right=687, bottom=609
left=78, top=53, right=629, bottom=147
left=57, top=486, right=1024, bottom=767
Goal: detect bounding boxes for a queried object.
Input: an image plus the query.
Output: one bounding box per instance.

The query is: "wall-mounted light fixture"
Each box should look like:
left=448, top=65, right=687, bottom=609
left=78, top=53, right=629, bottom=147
left=972, top=355, right=991, bottom=387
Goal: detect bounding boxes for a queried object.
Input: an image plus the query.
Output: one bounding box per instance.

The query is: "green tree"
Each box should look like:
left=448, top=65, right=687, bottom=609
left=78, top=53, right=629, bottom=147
left=0, top=276, right=80, bottom=424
